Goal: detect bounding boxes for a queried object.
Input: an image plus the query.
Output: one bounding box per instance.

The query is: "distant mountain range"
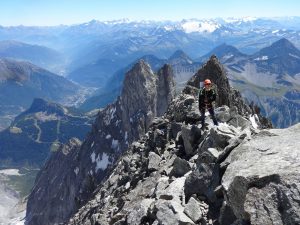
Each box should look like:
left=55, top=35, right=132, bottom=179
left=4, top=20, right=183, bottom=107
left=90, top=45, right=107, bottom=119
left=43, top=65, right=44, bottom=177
left=0, top=40, right=66, bottom=74
left=1, top=17, right=300, bottom=80
left=63, top=18, right=300, bottom=84
left=0, top=98, right=95, bottom=167
left=0, top=58, right=86, bottom=130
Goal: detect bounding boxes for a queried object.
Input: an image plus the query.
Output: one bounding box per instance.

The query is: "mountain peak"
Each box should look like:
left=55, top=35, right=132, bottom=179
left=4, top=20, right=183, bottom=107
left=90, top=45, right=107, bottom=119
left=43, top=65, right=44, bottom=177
left=168, top=49, right=193, bottom=64
left=213, top=43, right=241, bottom=53
left=256, top=38, right=300, bottom=57
left=131, top=59, right=151, bottom=72
left=198, top=43, right=246, bottom=63
left=272, top=38, right=295, bottom=48
left=169, top=49, right=188, bottom=59
left=253, top=38, right=300, bottom=75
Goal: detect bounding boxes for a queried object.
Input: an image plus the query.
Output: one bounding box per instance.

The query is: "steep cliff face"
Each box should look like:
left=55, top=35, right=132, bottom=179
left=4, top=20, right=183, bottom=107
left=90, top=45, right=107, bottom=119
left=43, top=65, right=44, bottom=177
left=25, top=60, right=175, bottom=225
left=63, top=57, right=299, bottom=225
left=120, top=61, right=175, bottom=142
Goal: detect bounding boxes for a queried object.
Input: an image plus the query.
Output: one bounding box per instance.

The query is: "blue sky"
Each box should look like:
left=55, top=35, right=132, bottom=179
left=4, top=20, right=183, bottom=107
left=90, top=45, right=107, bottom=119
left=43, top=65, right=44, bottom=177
left=1, top=0, right=300, bottom=26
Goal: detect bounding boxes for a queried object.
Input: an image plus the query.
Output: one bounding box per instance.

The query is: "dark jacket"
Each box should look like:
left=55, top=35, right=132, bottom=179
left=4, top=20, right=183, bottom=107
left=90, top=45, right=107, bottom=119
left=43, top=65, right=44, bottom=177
left=198, top=87, right=216, bottom=109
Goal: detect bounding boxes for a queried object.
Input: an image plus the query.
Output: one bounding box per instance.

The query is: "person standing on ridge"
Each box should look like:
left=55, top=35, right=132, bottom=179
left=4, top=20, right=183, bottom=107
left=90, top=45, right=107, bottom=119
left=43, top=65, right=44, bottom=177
left=198, top=79, right=218, bottom=128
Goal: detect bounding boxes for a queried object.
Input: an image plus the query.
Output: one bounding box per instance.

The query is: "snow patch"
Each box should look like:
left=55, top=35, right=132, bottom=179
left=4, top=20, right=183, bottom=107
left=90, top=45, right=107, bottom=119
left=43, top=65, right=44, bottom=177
left=74, top=167, right=79, bottom=175
left=250, top=115, right=259, bottom=129
left=125, top=131, right=129, bottom=145
left=223, top=17, right=257, bottom=24
left=111, top=139, right=119, bottom=150
left=95, top=153, right=110, bottom=172
left=106, top=134, right=111, bottom=139
left=0, top=169, right=21, bottom=176
left=91, top=151, right=96, bottom=163
left=115, top=120, right=121, bottom=126
left=164, top=25, right=174, bottom=31
left=125, top=131, right=128, bottom=141
left=91, top=141, right=94, bottom=148
left=103, top=18, right=131, bottom=25
left=222, top=54, right=234, bottom=60
left=181, top=20, right=220, bottom=33
left=254, top=56, right=268, bottom=61
left=289, top=53, right=300, bottom=59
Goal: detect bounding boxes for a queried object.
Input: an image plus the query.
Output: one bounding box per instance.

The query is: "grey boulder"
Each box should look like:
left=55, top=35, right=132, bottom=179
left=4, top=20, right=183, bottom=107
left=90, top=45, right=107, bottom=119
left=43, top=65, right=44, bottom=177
left=222, top=124, right=300, bottom=224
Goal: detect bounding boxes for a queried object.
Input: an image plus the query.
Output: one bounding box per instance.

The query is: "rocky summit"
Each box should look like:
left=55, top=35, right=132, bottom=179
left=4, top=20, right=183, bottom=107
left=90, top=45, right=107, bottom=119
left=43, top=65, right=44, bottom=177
left=26, top=56, right=299, bottom=225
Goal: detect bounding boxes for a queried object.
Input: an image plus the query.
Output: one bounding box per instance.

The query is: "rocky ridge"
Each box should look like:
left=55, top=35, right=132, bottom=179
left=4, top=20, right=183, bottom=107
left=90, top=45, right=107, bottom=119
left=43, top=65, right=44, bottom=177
left=25, top=60, right=175, bottom=225
left=65, top=56, right=299, bottom=225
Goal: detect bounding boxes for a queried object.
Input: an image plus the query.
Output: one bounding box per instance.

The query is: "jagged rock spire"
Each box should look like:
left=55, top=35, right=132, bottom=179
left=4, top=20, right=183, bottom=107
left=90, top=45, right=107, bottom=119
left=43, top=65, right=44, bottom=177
left=156, top=64, right=176, bottom=116
left=121, top=59, right=158, bottom=135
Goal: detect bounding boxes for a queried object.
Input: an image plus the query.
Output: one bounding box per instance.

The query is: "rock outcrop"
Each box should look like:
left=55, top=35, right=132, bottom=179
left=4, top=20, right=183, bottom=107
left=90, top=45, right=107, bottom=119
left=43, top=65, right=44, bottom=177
left=222, top=124, right=300, bottom=225
left=25, top=60, right=175, bottom=225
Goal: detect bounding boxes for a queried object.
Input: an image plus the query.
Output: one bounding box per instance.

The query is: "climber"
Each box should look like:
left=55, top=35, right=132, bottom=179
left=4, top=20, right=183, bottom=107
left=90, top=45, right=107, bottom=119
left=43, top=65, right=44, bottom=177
left=198, top=79, right=218, bottom=128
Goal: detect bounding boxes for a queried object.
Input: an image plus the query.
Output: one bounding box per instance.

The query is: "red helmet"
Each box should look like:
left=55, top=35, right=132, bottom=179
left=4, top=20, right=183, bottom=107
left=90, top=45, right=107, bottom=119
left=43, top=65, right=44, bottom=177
left=204, top=79, right=212, bottom=85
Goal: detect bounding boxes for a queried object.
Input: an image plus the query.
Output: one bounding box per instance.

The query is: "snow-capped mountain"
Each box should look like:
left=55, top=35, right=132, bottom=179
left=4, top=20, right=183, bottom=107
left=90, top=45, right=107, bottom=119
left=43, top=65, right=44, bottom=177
left=178, top=19, right=222, bottom=33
